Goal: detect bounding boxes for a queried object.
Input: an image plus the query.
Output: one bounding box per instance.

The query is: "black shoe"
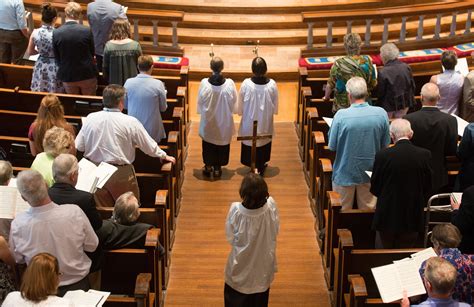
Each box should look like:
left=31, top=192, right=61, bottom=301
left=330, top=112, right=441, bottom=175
left=202, top=165, right=212, bottom=177
left=257, top=164, right=268, bottom=176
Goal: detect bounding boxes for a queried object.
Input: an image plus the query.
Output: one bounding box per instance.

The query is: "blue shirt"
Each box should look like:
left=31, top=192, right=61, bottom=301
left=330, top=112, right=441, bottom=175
left=328, top=102, right=390, bottom=186
left=124, top=74, right=168, bottom=142
left=413, top=297, right=470, bottom=306
left=0, top=0, right=27, bottom=30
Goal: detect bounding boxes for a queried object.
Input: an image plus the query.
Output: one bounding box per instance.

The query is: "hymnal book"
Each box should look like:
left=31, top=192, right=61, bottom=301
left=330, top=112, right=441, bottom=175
left=365, top=171, right=372, bottom=178
left=452, top=114, right=469, bottom=137
left=75, top=158, right=117, bottom=193
left=64, top=289, right=110, bottom=306
left=372, top=247, right=437, bottom=303
left=0, top=186, right=30, bottom=219
left=452, top=192, right=463, bottom=206
left=322, top=117, right=333, bottom=127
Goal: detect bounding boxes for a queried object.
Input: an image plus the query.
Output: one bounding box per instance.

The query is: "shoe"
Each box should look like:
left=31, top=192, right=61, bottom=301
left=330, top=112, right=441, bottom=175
left=202, top=165, right=213, bottom=177
left=257, top=163, right=268, bottom=176
left=213, top=166, right=222, bottom=178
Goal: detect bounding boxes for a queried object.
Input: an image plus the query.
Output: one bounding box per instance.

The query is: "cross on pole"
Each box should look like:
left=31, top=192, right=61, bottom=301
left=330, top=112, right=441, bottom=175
left=237, top=120, right=272, bottom=173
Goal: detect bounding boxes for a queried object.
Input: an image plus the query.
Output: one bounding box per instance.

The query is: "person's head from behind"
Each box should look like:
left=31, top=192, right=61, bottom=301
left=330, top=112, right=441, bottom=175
left=103, top=84, right=126, bottom=110
left=137, top=55, right=154, bottom=74
left=109, top=18, right=131, bottom=40
left=346, top=76, right=367, bottom=103
left=41, top=3, right=57, bottom=25
left=252, top=57, right=267, bottom=77
left=17, top=170, right=50, bottom=207
left=421, top=83, right=440, bottom=106
left=239, top=173, right=269, bottom=210
left=64, top=1, right=81, bottom=20
left=389, top=119, right=413, bottom=143
left=431, top=224, right=462, bottom=253
left=344, top=33, right=362, bottom=56
left=113, top=192, right=140, bottom=225
left=52, top=154, right=79, bottom=186
left=380, top=42, right=399, bottom=65
left=424, top=257, right=457, bottom=298
left=210, top=57, right=224, bottom=74
left=21, top=253, right=60, bottom=303
left=441, top=50, right=457, bottom=71
left=42, top=127, right=75, bottom=158
left=34, top=94, right=66, bottom=152
left=0, top=161, right=13, bottom=186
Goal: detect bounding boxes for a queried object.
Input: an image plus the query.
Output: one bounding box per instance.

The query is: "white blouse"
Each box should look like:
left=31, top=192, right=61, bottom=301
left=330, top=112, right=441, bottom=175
left=237, top=79, right=278, bottom=147
left=2, top=292, right=74, bottom=306
left=197, top=78, right=238, bottom=145
left=224, top=197, right=279, bottom=294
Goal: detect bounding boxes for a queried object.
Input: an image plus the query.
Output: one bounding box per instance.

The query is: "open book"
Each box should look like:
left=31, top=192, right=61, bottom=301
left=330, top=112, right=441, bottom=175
left=0, top=186, right=30, bottom=219
left=64, top=289, right=110, bottom=306
left=322, top=117, right=333, bottom=127
left=371, top=248, right=437, bottom=303
left=452, top=192, right=462, bottom=206
left=451, top=114, right=469, bottom=137
left=75, top=158, right=118, bottom=193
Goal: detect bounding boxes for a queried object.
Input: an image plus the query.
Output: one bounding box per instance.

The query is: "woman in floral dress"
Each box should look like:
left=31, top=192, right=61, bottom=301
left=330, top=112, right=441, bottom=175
left=26, top=3, right=64, bottom=93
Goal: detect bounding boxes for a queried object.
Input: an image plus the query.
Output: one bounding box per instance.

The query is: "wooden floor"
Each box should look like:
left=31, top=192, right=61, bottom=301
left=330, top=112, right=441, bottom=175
left=165, top=122, right=330, bottom=306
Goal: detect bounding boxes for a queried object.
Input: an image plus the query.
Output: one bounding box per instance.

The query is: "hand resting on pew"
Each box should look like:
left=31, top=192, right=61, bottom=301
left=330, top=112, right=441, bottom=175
left=162, top=155, right=176, bottom=164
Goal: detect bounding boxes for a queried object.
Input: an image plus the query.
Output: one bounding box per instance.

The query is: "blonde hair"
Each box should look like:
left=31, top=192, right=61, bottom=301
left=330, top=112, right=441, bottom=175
left=64, top=1, right=81, bottom=20
left=344, top=33, right=362, bottom=56
left=109, top=19, right=131, bottom=40
left=0, top=161, right=13, bottom=186
left=42, top=127, right=75, bottom=158
left=425, top=257, right=458, bottom=295
left=21, top=253, right=60, bottom=303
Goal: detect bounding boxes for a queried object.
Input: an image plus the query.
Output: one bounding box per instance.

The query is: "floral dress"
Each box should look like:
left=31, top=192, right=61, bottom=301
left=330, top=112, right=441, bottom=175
left=0, top=260, right=15, bottom=304
left=30, top=25, right=64, bottom=93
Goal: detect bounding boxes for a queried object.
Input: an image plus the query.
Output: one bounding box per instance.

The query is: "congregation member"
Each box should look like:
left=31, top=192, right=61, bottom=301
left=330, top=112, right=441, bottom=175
left=456, top=121, right=474, bottom=191
left=401, top=257, right=470, bottom=307
left=31, top=127, right=76, bottom=187
left=26, top=3, right=64, bottom=93
left=49, top=154, right=102, bottom=230
left=10, top=170, right=99, bottom=296
left=2, top=253, right=72, bottom=306
left=328, top=76, right=390, bottom=210
left=404, top=83, right=458, bottom=194
left=451, top=185, right=474, bottom=254
left=419, top=224, right=473, bottom=304
left=0, top=234, right=15, bottom=304
left=376, top=43, right=416, bottom=118
left=197, top=57, right=237, bottom=177
left=462, top=53, right=474, bottom=121
left=53, top=1, right=97, bottom=95
left=371, top=119, right=432, bottom=248
left=124, top=55, right=167, bottom=143
left=0, top=0, right=28, bottom=64
left=237, top=57, right=278, bottom=176
left=103, top=19, right=141, bottom=85
left=76, top=84, right=176, bottom=207
left=87, top=0, right=127, bottom=71
left=323, top=33, right=377, bottom=112
left=224, top=173, right=279, bottom=307
left=0, top=161, right=13, bottom=186
left=430, top=50, right=463, bottom=115
left=28, top=94, right=76, bottom=156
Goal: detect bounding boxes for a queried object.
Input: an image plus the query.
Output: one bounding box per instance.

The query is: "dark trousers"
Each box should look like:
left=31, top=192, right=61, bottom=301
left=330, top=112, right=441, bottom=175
left=224, top=283, right=269, bottom=307
left=95, top=54, right=103, bottom=73
left=375, top=231, right=419, bottom=249
left=0, top=29, right=28, bottom=64
left=57, top=276, right=90, bottom=297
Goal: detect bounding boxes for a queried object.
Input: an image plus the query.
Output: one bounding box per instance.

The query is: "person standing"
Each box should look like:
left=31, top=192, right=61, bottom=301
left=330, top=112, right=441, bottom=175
left=53, top=2, right=97, bottom=95
left=328, top=76, right=390, bottom=210
left=87, top=0, right=127, bottom=72
left=237, top=57, right=278, bottom=176
left=197, top=57, right=237, bottom=177
left=0, top=0, right=28, bottom=64
left=124, top=55, right=167, bottom=143
left=224, top=173, right=279, bottom=307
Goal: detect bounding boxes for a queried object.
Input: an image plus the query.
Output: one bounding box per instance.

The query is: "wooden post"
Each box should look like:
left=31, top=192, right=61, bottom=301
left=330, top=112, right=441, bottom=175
left=399, top=16, right=407, bottom=42
left=364, top=19, right=372, bottom=47
left=465, top=9, right=472, bottom=34
left=172, top=21, right=179, bottom=48
left=307, top=22, right=314, bottom=49
left=152, top=20, right=159, bottom=47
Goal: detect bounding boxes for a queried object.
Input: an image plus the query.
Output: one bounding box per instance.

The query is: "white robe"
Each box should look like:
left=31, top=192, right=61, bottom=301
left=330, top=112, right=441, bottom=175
left=237, top=78, right=278, bottom=147
left=197, top=78, right=238, bottom=146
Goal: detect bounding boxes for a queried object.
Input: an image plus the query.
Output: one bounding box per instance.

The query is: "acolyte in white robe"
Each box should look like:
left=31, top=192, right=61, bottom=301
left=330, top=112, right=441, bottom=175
left=197, top=78, right=238, bottom=146
left=237, top=78, right=279, bottom=147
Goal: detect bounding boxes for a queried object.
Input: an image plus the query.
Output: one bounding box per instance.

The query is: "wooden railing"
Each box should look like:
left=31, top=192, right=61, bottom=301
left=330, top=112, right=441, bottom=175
left=302, top=0, right=474, bottom=55
left=23, top=0, right=184, bottom=52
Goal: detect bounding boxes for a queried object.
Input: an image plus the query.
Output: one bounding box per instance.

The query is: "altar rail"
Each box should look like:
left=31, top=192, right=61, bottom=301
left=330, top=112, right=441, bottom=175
left=302, top=0, right=474, bottom=56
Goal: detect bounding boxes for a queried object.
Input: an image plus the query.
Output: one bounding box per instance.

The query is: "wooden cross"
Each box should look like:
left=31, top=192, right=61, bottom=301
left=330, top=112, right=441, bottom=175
left=237, top=120, right=272, bottom=173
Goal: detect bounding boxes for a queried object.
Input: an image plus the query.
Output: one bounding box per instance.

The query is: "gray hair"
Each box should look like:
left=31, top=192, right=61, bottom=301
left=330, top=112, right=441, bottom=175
left=0, top=161, right=13, bottom=186
left=52, top=154, right=78, bottom=184
left=390, top=119, right=413, bottom=141
left=421, top=83, right=440, bottom=105
left=113, top=192, right=140, bottom=225
left=16, top=170, right=49, bottom=206
left=344, top=33, right=362, bottom=56
left=380, top=43, right=399, bottom=64
left=346, top=76, right=368, bottom=100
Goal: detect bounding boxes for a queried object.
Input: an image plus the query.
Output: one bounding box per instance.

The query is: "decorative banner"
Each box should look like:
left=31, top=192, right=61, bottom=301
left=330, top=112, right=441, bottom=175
left=451, top=42, right=474, bottom=57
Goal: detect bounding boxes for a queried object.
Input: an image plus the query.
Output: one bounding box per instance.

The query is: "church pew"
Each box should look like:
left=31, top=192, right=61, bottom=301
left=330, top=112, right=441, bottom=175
left=333, top=229, right=422, bottom=307
left=105, top=273, right=155, bottom=307
left=0, top=136, right=33, bottom=168
left=101, top=228, right=164, bottom=307
left=344, top=274, right=399, bottom=307
left=315, top=157, right=334, bottom=231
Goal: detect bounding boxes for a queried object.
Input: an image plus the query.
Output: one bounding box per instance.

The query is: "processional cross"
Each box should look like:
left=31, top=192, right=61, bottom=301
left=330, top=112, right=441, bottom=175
left=237, top=120, right=272, bottom=173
